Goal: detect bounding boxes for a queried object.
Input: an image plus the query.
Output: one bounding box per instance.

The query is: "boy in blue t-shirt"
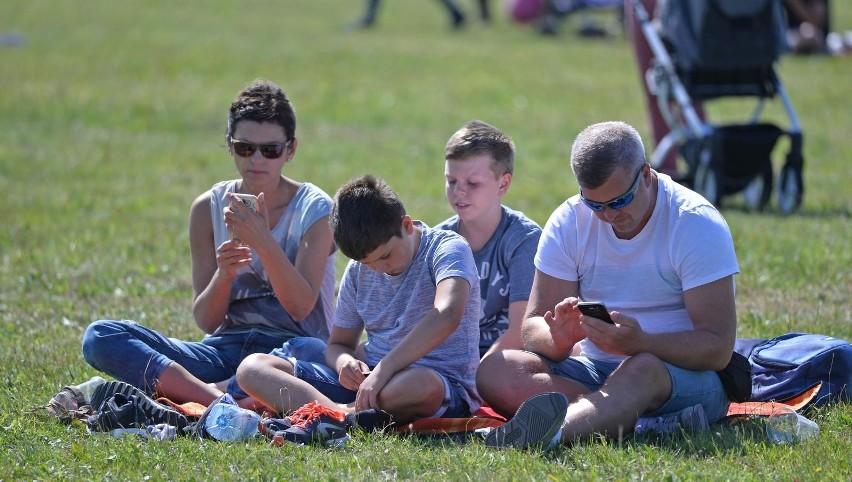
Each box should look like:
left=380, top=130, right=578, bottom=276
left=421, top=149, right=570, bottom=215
left=435, top=120, right=541, bottom=359
left=236, top=175, right=481, bottom=446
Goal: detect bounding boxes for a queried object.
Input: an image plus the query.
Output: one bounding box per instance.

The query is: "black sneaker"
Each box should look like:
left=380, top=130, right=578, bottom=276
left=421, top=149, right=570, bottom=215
left=259, top=416, right=292, bottom=438
left=87, top=381, right=188, bottom=432
left=634, top=404, right=709, bottom=435
left=86, top=393, right=150, bottom=432
left=348, top=408, right=395, bottom=433
left=89, top=381, right=140, bottom=413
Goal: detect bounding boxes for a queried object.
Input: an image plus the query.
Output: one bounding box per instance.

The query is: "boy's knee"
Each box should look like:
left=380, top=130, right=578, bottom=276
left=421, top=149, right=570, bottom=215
left=235, top=353, right=265, bottom=380
left=236, top=353, right=293, bottom=386
left=618, top=353, right=667, bottom=378
left=378, top=368, right=444, bottom=411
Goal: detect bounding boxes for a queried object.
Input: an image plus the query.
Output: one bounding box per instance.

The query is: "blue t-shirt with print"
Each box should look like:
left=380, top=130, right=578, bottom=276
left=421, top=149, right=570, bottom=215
left=436, top=206, right=541, bottom=356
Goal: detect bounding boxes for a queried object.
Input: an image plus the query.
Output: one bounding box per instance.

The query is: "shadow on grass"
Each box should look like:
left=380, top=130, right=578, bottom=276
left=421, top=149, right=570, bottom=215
left=390, top=415, right=772, bottom=459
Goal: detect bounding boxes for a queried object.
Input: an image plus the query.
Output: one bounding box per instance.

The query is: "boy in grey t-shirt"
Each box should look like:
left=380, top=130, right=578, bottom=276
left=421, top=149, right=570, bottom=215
left=436, top=120, right=541, bottom=359
left=236, top=175, right=481, bottom=446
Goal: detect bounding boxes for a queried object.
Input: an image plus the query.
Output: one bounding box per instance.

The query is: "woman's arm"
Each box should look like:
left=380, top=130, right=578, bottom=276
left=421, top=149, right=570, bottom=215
left=190, top=192, right=243, bottom=334
left=227, top=192, right=334, bottom=322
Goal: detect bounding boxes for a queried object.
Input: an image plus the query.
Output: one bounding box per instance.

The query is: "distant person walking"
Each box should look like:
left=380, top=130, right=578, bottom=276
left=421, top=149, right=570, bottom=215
left=354, top=0, right=490, bottom=29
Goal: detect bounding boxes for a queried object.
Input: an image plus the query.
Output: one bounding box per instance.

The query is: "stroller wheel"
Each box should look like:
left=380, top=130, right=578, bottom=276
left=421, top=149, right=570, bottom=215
left=694, top=161, right=722, bottom=207
left=777, top=163, right=803, bottom=215
left=742, top=162, right=773, bottom=212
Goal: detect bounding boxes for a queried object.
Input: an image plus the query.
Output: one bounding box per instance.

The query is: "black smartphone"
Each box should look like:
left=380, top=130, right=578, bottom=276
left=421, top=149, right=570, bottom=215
left=577, top=302, right=614, bottom=324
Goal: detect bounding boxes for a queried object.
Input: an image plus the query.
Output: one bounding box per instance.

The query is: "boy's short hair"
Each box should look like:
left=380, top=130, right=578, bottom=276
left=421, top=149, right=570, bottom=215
left=444, top=120, right=515, bottom=177
left=330, top=175, right=407, bottom=260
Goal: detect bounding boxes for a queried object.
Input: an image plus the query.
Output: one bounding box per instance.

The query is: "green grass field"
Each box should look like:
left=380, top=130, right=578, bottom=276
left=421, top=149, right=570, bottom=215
left=1, top=1, right=850, bottom=480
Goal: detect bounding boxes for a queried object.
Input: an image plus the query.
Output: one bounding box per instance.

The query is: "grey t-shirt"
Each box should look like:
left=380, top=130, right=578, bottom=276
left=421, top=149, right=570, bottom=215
left=334, top=223, right=482, bottom=412
left=210, top=180, right=336, bottom=340
left=436, top=206, right=541, bottom=356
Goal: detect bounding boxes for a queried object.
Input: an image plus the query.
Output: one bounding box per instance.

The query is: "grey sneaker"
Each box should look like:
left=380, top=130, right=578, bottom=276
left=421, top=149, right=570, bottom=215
left=485, top=392, right=569, bottom=450
left=634, top=404, right=709, bottom=435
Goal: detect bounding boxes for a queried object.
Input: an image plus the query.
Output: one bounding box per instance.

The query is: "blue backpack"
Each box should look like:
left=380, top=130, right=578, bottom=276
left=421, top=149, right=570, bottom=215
left=735, top=332, right=852, bottom=410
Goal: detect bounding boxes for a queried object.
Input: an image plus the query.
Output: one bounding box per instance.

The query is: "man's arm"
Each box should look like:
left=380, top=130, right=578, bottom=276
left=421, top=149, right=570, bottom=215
left=644, top=275, right=736, bottom=370
left=592, top=276, right=737, bottom=371
left=521, top=270, right=583, bottom=361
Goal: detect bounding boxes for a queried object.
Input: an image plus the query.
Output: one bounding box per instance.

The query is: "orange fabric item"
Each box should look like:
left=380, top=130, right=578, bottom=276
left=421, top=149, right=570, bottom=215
left=155, top=398, right=207, bottom=419
left=394, top=406, right=507, bottom=434
left=726, top=383, right=821, bottom=417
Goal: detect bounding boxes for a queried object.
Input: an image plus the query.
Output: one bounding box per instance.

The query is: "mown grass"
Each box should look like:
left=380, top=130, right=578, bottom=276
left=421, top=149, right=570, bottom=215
left=1, top=1, right=850, bottom=480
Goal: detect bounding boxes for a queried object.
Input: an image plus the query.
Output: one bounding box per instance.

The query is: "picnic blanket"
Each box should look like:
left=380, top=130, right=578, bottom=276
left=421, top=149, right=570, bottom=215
left=390, top=384, right=822, bottom=436
left=157, top=384, right=821, bottom=438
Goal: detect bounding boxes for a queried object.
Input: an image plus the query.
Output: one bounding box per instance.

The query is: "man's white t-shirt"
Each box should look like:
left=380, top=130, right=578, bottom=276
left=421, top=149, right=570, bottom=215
left=535, top=173, right=739, bottom=363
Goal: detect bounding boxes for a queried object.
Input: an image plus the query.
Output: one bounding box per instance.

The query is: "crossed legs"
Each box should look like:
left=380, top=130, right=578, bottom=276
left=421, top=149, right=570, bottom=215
left=478, top=350, right=672, bottom=442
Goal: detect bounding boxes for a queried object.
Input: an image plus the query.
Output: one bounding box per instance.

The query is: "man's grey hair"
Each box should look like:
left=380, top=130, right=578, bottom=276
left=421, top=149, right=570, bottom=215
left=570, top=121, right=647, bottom=189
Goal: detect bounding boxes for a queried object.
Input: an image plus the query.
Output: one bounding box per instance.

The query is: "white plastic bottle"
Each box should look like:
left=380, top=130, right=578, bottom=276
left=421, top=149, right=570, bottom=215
left=765, top=411, right=820, bottom=444
left=204, top=404, right=261, bottom=441
left=76, top=376, right=107, bottom=404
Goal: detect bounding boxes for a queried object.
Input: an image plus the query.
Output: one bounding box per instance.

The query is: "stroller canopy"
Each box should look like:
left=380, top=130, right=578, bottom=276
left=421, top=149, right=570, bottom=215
left=660, top=0, right=788, bottom=71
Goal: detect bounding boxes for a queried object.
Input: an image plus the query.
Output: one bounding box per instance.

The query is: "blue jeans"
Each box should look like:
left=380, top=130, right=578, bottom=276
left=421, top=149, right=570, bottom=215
left=81, top=320, right=301, bottom=394
left=545, top=354, right=730, bottom=423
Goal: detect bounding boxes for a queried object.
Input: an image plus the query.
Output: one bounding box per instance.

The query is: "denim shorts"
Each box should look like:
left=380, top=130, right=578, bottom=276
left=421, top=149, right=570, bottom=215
left=291, top=360, right=471, bottom=419
left=225, top=336, right=329, bottom=399
left=544, top=354, right=730, bottom=423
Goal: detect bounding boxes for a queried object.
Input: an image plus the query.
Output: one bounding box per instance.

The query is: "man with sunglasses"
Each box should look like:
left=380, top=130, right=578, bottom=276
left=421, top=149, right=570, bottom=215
left=478, top=121, right=739, bottom=448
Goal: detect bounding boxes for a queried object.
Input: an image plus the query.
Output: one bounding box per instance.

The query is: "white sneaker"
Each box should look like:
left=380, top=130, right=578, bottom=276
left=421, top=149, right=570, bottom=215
left=634, top=404, right=709, bottom=435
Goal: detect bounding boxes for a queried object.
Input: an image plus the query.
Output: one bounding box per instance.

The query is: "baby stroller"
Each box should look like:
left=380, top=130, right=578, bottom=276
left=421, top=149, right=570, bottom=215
left=633, top=0, right=805, bottom=213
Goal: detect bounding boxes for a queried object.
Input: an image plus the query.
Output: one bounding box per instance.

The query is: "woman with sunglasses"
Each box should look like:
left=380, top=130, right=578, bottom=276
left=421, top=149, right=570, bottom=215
left=81, top=80, right=336, bottom=408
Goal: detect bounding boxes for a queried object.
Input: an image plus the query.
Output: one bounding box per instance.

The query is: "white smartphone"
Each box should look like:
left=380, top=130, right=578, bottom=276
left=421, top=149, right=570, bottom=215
left=231, top=193, right=258, bottom=213
left=229, top=193, right=258, bottom=242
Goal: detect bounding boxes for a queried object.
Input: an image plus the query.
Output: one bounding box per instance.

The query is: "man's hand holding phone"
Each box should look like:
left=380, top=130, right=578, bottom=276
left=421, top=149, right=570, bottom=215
left=577, top=301, right=615, bottom=324
left=542, top=297, right=587, bottom=352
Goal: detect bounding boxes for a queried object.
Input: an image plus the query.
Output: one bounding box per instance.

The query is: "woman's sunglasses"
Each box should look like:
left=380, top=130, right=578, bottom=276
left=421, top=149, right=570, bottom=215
left=229, top=137, right=290, bottom=159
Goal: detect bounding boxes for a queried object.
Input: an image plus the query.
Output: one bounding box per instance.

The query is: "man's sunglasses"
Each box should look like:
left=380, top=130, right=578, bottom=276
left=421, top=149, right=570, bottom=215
left=229, top=137, right=290, bottom=159
left=580, top=164, right=645, bottom=212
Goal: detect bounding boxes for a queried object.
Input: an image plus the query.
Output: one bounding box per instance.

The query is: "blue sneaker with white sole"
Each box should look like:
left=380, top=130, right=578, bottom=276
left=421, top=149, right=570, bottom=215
left=485, top=392, right=569, bottom=450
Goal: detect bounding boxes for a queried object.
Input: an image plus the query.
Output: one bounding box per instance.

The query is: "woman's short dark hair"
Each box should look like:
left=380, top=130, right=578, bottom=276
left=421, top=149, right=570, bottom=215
left=225, top=79, right=296, bottom=142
